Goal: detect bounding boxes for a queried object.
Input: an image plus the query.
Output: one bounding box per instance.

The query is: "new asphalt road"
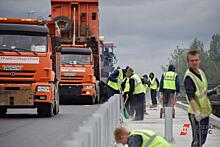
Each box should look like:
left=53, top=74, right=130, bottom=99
left=0, top=104, right=100, bottom=147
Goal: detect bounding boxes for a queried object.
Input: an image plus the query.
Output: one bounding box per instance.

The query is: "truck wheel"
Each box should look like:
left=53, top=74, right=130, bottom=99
left=95, top=95, right=100, bottom=104
left=37, top=103, right=53, bottom=117
left=0, top=108, right=7, bottom=116
left=89, top=95, right=96, bottom=104
left=54, top=16, right=72, bottom=33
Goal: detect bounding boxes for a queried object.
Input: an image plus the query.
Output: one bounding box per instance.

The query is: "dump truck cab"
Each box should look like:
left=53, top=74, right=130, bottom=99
left=0, top=18, right=61, bottom=116
left=59, top=46, right=98, bottom=103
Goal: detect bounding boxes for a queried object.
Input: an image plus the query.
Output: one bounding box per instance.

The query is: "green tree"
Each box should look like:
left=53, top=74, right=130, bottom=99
left=210, top=34, right=220, bottom=61
left=190, top=38, right=204, bottom=51
left=164, top=36, right=220, bottom=85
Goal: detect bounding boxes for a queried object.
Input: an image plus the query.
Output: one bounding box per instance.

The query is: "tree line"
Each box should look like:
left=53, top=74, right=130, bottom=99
left=164, top=34, right=220, bottom=85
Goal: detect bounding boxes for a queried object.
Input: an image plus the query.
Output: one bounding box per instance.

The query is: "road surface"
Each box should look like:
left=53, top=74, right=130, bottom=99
left=0, top=104, right=100, bottom=147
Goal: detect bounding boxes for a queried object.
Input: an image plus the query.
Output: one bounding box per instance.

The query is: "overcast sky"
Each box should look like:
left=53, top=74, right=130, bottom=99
left=0, top=0, right=220, bottom=77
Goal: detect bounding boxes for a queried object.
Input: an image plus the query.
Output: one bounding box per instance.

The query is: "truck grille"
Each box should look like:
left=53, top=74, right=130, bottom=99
left=60, top=76, right=84, bottom=84
left=0, top=70, right=36, bottom=79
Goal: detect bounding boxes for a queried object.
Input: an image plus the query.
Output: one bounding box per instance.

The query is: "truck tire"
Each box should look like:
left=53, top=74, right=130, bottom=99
left=0, top=108, right=7, bottom=116
left=54, top=16, right=72, bottom=33
left=37, top=103, right=53, bottom=117
left=89, top=95, right=96, bottom=105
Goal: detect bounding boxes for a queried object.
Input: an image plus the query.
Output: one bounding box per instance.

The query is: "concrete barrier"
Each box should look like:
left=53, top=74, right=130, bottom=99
left=176, top=101, right=220, bottom=129
left=65, top=94, right=121, bottom=147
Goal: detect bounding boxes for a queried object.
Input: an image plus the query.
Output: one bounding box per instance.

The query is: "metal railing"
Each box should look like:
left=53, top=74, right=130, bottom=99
left=64, top=94, right=121, bottom=147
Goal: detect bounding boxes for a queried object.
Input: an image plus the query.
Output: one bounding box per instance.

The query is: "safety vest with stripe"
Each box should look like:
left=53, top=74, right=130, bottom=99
left=150, top=77, right=158, bottom=90
left=123, top=78, right=130, bottom=93
left=163, top=71, right=177, bottom=90
left=129, top=130, right=171, bottom=147
left=184, top=69, right=212, bottom=117
left=130, top=74, right=145, bottom=95
left=107, top=69, right=124, bottom=91
left=144, top=84, right=150, bottom=94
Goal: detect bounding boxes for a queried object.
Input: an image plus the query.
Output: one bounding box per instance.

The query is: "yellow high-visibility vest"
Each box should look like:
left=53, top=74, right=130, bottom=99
left=123, top=78, right=130, bottom=92
left=129, top=129, right=171, bottom=147
left=163, top=71, right=177, bottom=90
left=107, top=69, right=124, bottom=90
left=130, top=74, right=145, bottom=95
left=184, top=69, right=212, bottom=117
left=150, top=77, right=158, bottom=90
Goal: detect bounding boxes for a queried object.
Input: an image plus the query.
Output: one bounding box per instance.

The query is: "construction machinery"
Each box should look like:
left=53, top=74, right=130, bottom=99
left=100, top=40, right=117, bottom=82
left=0, top=18, right=61, bottom=116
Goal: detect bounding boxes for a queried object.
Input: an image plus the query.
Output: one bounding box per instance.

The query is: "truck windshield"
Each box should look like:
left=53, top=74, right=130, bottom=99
left=0, top=34, right=47, bottom=53
left=61, top=54, right=91, bottom=65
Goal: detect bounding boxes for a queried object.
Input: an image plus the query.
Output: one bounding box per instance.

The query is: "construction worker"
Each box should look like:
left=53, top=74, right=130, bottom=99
left=141, top=74, right=151, bottom=94
left=106, top=66, right=129, bottom=100
left=149, top=72, right=159, bottom=108
left=126, top=69, right=145, bottom=120
left=141, top=74, right=151, bottom=114
left=114, top=127, right=171, bottom=147
left=184, top=50, right=215, bottom=147
left=159, top=64, right=180, bottom=118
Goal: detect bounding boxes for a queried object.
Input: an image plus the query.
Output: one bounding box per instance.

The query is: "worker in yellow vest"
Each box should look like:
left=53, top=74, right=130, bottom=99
left=183, top=50, right=217, bottom=147
left=126, top=69, right=145, bottom=120
left=106, top=66, right=130, bottom=101
left=159, top=64, right=180, bottom=118
left=149, top=72, right=159, bottom=108
left=114, top=127, right=171, bottom=147
left=141, top=74, right=151, bottom=114
left=141, top=75, right=151, bottom=94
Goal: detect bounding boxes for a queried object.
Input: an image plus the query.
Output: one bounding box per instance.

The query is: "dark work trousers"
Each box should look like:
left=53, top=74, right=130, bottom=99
left=129, top=96, right=135, bottom=116
left=188, top=113, right=209, bottom=147
left=133, top=93, right=145, bottom=120
left=163, top=92, right=175, bottom=107
left=150, top=89, right=158, bottom=105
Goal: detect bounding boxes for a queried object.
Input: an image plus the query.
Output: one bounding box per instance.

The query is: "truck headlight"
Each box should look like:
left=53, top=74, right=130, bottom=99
left=83, top=85, right=93, bottom=89
left=37, top=86, right=50, bottom=92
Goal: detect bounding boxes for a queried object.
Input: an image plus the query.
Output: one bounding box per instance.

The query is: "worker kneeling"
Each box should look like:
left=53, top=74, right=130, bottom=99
left=114, top=127, right=171, bottom=147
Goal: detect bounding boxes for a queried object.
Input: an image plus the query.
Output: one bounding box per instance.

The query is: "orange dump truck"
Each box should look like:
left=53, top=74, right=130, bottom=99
left=0, top=18, right=61, bottom=116
left=51, top=0, right=101, bottom=104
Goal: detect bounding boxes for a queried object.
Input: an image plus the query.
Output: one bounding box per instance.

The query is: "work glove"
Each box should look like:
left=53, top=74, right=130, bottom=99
left=194, top=111, right=205, bottom=122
